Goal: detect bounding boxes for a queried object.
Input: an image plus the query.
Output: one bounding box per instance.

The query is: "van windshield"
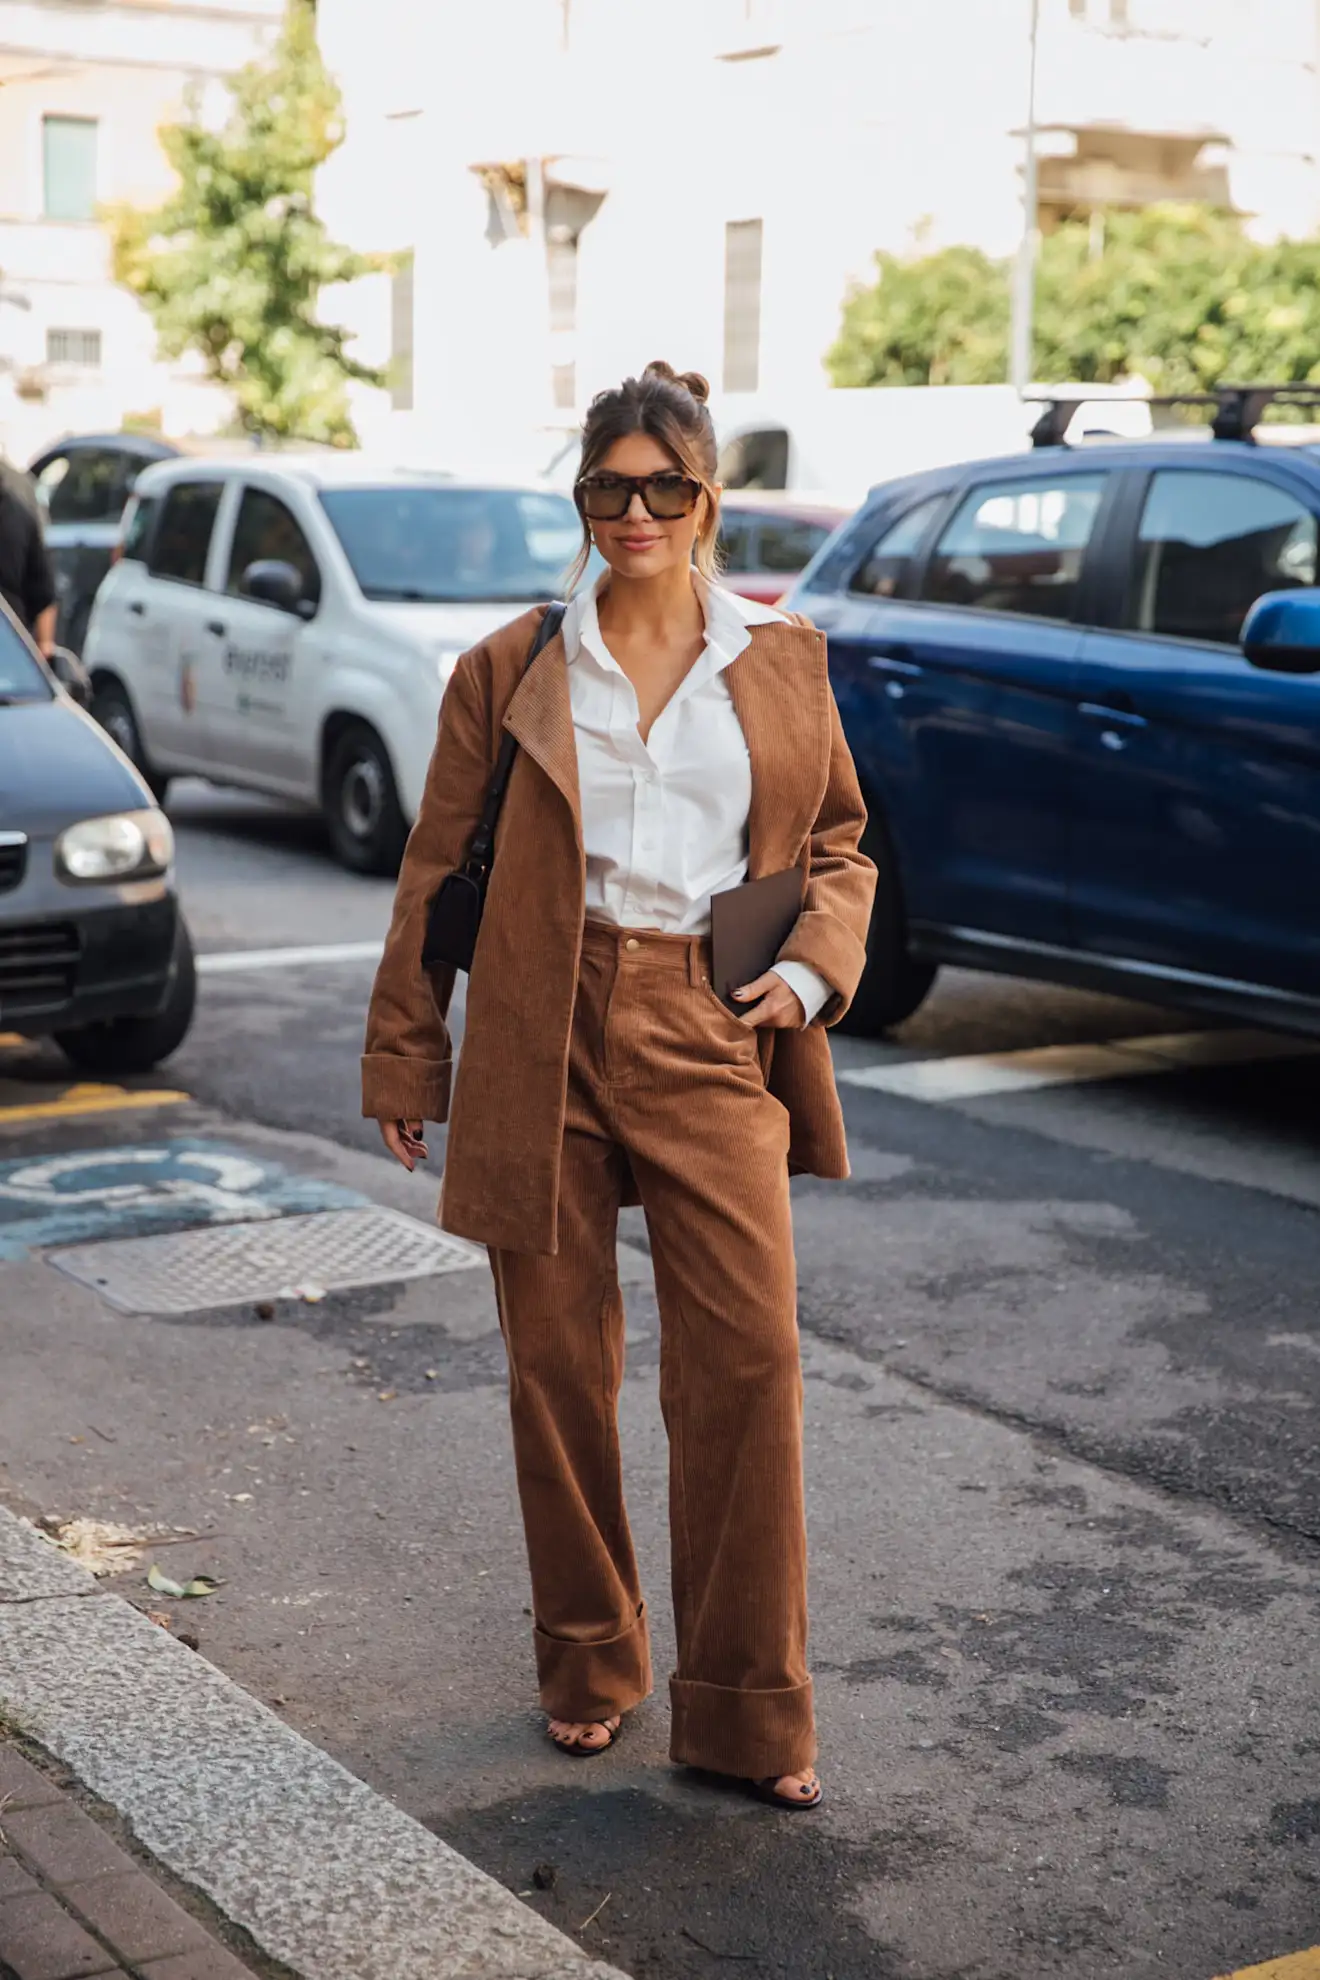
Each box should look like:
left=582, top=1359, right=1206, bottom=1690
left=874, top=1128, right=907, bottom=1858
left=319, top=486, right=581, bottom=603
left=0, top=615, right=51, bottom=704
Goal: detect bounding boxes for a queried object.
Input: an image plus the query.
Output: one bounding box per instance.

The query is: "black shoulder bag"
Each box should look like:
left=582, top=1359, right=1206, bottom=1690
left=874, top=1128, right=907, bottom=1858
left=421, top=602, right=567, bottom=975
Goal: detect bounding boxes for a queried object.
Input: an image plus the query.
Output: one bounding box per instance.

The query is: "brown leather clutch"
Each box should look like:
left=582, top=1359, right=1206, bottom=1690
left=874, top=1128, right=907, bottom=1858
left=709, top=868, right=805, bottom=1012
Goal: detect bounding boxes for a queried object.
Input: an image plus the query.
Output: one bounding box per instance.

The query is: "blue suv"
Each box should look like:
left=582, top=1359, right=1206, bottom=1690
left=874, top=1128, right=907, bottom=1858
left=789, top=392, right=1320, bottom=1037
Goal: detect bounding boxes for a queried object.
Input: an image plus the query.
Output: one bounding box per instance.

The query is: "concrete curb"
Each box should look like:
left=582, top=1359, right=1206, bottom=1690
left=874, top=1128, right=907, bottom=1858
left=0, top=1508, right=628, bottom=1980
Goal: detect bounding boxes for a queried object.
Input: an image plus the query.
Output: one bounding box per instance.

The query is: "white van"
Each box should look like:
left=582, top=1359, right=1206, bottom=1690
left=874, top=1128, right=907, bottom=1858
left=82, top=455, right=581, bottom=872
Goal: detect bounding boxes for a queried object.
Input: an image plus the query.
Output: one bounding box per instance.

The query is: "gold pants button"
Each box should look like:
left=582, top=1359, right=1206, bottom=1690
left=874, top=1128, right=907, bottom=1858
left=624, top=937, right=641, bottom=952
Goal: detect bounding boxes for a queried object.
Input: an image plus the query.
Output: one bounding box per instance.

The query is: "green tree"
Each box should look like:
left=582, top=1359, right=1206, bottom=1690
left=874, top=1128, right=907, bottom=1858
left=111, top=0, right=384, bottom=446
left=827, top=243, right=1010, bottom=387
left=828, top=205, right=1320, bottom=396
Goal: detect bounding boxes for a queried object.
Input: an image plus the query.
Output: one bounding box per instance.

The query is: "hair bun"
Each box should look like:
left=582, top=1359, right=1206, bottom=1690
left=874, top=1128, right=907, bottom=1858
left=644, top=359, right=711, bottom=407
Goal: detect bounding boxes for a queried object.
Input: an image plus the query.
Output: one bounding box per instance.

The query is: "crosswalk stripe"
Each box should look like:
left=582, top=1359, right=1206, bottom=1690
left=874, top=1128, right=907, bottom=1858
left=197, top=940, right=384, bottom=974
left=1216, top=1948, right=1320, bottom=1978
left=0, top=1084, right=188, bottom=1126
left=838, top=1029, right=1320, bottom=1103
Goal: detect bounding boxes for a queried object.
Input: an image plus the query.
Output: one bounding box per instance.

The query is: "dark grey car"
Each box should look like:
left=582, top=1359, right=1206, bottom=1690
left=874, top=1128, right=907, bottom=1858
left=27, top=434, right=180, bottom=655
left=0, top=602, right=194, bottom=1075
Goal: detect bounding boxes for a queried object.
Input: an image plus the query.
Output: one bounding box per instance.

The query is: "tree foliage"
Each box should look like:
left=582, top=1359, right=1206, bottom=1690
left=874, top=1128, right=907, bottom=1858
left=829, top=205, right=1320, bottom=394
left=111, top=0, right=383, bottom=445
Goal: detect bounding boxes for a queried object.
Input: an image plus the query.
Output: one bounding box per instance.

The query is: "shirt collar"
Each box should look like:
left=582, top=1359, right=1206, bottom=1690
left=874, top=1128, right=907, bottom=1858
left=561, top=570, right=786, bottom=677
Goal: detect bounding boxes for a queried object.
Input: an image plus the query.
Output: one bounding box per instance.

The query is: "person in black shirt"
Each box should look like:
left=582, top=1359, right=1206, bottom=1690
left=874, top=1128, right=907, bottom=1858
left=0, top=466, right=57, bottom=655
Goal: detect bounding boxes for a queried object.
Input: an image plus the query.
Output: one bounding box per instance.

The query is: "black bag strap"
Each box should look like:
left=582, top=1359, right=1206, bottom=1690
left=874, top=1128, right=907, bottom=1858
left=462, top=602, right=566, bottom=877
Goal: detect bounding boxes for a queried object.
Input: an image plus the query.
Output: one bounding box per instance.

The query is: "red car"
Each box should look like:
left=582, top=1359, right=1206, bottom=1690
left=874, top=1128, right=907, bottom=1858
left=717, top=494, right=851, bottom=606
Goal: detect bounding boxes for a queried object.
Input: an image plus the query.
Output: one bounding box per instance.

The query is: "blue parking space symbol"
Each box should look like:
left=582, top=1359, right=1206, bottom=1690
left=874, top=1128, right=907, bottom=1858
left=0, top=1140, right=366, bottom=1261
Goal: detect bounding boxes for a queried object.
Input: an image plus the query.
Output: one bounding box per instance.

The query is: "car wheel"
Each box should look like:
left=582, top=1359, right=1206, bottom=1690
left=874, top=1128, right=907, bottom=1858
left=324, top=723, right=408, bottom=875
left=90, top=678, right=171, bottom=805
left=55, top=918, right=196, bottom=1077
left=838, top=810, right=939, bottom=1037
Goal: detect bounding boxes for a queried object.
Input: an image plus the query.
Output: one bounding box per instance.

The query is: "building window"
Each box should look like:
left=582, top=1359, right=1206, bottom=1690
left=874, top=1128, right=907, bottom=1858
left=46, top=328, right=102, bottom=368
left=43, top=116, right=98, bottom=222
left=390, top=250, right=414, bottom=412
left=723, top=218, right=763, bottom=394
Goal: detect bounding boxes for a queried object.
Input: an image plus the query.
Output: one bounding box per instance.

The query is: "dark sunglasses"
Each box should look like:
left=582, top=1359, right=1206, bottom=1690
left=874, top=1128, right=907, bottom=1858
left=575, top=472, right=701, bottom=521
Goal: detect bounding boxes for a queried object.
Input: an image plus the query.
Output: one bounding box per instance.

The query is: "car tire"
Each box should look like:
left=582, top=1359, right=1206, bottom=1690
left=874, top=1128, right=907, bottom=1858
left=324, top=723, right=408, bottom=876
left=90, top=678, right=171, bottom=806
left=838, top=811, right=939, bottom=1037
left=55, top=917, right=197, bottom=1077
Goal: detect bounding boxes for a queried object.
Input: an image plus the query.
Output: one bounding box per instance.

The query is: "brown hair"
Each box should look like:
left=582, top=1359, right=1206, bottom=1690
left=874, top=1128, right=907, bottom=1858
left=567, top=359, right=721, bottom=592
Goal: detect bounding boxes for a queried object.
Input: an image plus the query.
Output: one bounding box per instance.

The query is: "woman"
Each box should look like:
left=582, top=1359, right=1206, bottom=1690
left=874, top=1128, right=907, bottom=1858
left=363, top=361, right=875, bottom=1809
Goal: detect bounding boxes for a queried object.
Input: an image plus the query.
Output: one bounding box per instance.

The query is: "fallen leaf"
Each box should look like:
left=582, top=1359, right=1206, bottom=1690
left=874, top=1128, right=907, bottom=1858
left=147, top=1564, right=221, bottom=1599
left=377, top=1390, right=397, bottom=1402
left=146, top=1610, right=172, bottom=1629
left=229, top=1493, right=253, bottom=1504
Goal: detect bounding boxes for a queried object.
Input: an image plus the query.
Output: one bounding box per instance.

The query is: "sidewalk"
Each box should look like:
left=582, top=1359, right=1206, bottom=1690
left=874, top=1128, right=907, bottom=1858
left=0, top=1508, right=626, bottom=1980
left=0, top=1736, right=266, bottom=1980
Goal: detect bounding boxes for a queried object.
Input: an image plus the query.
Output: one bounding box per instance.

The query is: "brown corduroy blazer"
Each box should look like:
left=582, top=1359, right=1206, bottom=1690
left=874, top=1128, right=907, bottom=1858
left=361, top=605, right=876, bottom=1256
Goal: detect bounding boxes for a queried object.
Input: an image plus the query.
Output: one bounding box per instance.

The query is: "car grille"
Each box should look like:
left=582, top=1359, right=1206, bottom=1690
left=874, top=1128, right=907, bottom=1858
left=0, top=835, right=27, bottom=895
left=0, top=921, right=80, bottom=1016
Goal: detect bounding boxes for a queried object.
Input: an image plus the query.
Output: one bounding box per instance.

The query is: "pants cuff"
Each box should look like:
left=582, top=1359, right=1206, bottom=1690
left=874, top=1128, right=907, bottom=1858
left=669, top=1675, right=816, bottom=1779
left=534, top=1605, right=652, bottom=1720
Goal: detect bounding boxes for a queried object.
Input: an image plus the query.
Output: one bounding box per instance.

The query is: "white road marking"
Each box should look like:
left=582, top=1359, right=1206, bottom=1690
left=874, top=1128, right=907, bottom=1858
left=838, top=1029, right=1320, bottom=1103
left=196, top=940, right=384, bottom=974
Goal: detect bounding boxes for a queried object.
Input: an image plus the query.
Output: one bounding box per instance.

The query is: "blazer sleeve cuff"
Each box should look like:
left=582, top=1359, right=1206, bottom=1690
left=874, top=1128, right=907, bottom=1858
left=771, top=960, right=832, bottom=1026
left=776, top=910, right=869, bottom=1026
left=361, top=1053, right=452, bottom=1124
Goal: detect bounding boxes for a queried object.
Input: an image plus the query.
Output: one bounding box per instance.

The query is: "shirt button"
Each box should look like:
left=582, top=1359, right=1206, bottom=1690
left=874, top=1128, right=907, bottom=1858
left=624, top=937, right=640, bottom=952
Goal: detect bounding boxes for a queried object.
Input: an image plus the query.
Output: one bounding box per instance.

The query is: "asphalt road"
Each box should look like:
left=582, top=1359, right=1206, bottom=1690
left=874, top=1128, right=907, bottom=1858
left=3, top=777, right=1320, bottom=1980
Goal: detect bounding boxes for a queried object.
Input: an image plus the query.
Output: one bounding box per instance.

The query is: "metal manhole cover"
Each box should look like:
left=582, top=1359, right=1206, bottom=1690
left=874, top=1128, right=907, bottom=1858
left=46, top=1207, right=485, bottom=1315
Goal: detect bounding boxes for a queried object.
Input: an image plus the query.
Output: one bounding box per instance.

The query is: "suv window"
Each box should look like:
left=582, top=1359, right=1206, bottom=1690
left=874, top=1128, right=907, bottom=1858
left=852, top=495, right=946, bottom=598
left=760, top=517, right=832, bottom=575
left=227, top=487, right=321, bottom=608
left=120, top=494, right=157, bottom=563
left=923, top=473, right=1107, bottom=621
left=148, top=482, right=223, bottom=587
left=39, top=448, right=125, bottom=526
left=1133, top=469, right=1317, bottom=646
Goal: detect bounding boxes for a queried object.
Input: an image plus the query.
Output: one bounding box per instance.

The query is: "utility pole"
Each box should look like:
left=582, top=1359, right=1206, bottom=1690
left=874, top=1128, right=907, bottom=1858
left=1010, top=0, right=1041, bottom=396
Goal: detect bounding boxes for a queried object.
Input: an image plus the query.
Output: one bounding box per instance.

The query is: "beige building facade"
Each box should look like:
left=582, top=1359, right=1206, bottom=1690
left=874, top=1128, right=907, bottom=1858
left=0, top=0, right=281, bottom=464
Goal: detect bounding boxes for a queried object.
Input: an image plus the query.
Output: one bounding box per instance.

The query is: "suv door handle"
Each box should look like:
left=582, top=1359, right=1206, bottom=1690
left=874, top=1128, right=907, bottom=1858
left=206, top=619, right=226, bottom=637
left=867, top=647, right=922, bottom=678
left=128, top=601, right=146, bottom=617
left=1079, top=700, right=1146, bottom=729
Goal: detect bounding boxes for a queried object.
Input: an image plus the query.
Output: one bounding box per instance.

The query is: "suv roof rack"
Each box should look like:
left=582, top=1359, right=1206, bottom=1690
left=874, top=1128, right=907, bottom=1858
left=1028, top=384, right=1320, bottom=450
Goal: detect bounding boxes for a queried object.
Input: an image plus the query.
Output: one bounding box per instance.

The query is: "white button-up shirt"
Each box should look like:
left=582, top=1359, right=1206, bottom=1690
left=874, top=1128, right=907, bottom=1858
left=562, top=575, right=830, bottom=1023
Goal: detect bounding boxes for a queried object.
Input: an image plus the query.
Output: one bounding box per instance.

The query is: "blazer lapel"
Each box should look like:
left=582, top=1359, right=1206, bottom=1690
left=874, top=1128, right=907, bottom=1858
left=502, top=630, right=582, bottom=846
left=725, top=623, right=830, bottom=878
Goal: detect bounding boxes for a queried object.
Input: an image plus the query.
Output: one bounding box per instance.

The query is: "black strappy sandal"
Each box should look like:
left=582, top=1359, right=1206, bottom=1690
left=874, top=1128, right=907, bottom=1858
left=546, top=1716, right=622, bottom=1758
left=750, top=1771, right=823, bottom=1811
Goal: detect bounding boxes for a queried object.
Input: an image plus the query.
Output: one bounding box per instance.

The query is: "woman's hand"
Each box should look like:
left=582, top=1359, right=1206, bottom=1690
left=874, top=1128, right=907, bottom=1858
left=380, top=1119, right=428, bottom=1171
left=732, top=972, right=807, bottom=1029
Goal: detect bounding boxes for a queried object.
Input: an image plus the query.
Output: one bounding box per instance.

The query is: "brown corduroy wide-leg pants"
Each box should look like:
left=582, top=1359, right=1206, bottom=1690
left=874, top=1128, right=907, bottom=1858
left=489, top=920, right=814, bottom=1781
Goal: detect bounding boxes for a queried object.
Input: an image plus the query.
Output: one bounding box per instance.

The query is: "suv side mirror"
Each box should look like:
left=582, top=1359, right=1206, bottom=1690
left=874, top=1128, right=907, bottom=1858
left=1241, top=590, right=1320, bottom=675
left=46, top=644, right=92, bottom=708
left=241, top=559, right=312, bottom=617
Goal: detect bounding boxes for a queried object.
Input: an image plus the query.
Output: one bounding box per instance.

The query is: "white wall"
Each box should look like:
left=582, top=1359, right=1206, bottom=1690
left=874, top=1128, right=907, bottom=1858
left=316, top=0, right=1320, bottom=461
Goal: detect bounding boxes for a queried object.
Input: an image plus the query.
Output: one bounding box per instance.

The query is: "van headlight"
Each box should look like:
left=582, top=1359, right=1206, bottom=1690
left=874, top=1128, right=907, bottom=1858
left=54, top=809, right=174, bottom=884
